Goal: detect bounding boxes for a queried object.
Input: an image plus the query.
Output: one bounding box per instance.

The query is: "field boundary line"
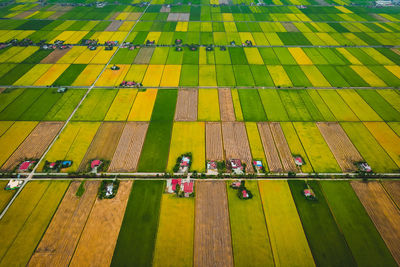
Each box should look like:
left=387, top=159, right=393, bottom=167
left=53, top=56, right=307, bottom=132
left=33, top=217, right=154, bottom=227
left=0, top=1, right=153, bottom=220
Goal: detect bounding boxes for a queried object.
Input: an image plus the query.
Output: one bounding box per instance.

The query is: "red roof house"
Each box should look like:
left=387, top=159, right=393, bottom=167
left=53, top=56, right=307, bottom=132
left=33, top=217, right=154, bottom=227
left=183, top=181, right=194, bottom=193
left=91, top=160, right=102, bottom=169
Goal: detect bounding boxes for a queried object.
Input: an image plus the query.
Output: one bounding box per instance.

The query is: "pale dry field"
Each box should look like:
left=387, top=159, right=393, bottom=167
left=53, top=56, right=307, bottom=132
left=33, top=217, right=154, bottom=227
left=317, top=122, right=362, bottom=172
left=109, top=122, right=148, bottom=172
left=382, top=181, right=400, bottom=208
left=218, top=88, right=235, bottom=121
left=257, top=122, right=283, bottom=172
left=69, top=181, right=133, bottom=267
left=194, top=181, right=233, bottom=267
left=269, top=122, right=297, bottom=172
left=134, top=47, right=154, bottom=64
left=1, top=121, right=63, bottom=171
left=78, top=122, right=125, bottom=171
left=222, top=122, right=253, bottom=172
left=205, top=122, right=224, bottom=161
left=351, top=181, right=400, bottom=265
left=29, top=181, right=100, bottom=267
left=175, top=89, right=198, bottom=121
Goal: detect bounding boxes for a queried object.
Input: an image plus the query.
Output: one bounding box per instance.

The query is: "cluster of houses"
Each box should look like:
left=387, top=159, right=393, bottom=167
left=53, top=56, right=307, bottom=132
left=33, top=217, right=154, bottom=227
left=166, top=178, right=194, bottom=197
left=230, top=180, right=252, bottom=200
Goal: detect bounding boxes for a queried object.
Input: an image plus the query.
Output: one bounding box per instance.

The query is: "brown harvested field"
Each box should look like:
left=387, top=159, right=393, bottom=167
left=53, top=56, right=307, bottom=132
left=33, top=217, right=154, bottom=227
left=175, top=89, right=198, bottom=121
left=218, top=88, right=235, bottom=121
left=109, top=12, right=121, bottom=20
left=134, top=47, right=155, bottom=64
left=317, top=122, right=362, bottom=172
left=28, top=181, right=100, bottom=267
left=222, top=122, right=253, bottom=172
left=269, top=122, right=297, bottom=172
left=105, top=21, right=123, bottom=31
left=351, top=181, right=400, bottom=265
left=0, top=88, right=5, bottom=94
left=257, top=122, right=283, bottom=172
left=41, top=48, right=71, bottom=64
left=206, top=122, right=224, bottom=161
left=194, top=181, right=234, bottom=267
left=69, top=181, right=133, bottom=267
left=78, top=122, right=125, bottom=171
left=382, top=181, right=400, bottom=208
left=1, top=121, right=63, bottom=171
left=108, top=122, right=148, bottom=172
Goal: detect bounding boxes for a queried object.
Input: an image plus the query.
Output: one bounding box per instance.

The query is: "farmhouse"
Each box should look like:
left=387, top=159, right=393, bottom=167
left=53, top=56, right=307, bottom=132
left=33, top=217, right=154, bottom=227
left=253, top=160, right=264, bottom=173
left=229, top=159, right=244, bottom=175
left=5, top=179, right=23, bottom=190
left=18, top=160, right=36, bottom=172
left=166, top=178, right=194, bottom=197
left=207, top=160, right=218, bottom=174
left=91, top=159, right=102, bottom=173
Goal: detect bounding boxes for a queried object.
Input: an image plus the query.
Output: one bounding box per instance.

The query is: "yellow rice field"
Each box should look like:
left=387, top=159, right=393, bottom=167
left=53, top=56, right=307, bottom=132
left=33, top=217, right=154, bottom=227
left=384, top=65, right=400, bottom=79
left=364, top=122, right=400, bottom=168
left=153, top=195, right=194, bottom=267
left=176, top=22, right=188, bottom=32
left=6, top=46, right=38, bottom=63
left=160, top=65, right=181, bottom=87
left=125, top=64, right=148, bottom=83
left=288, top=47, right=313, bottom=65
left=231, top=89, right=244, bottom=121
left=350, top=65, right=387, bottom=87
left=259, top=181, right=315, bottom=267
left=73, top=48, right=101, bottom=64
left=300, top=65, right=331, bottom=87
left=39, top=122, right=100, bottom=172
left=243, top=47, right=264, bottom=65
left=90, top=49, right=115, bottom=64
left=105, top=89, right=137, bottom=121
left=336, top=48, right=362, bottom=65
left=0, top=121, right=38, bottom=167
left=66, top=31, right=89, bottom=44
left=142, top=65, right=164, bottom=87
left=14, top=64, right=52, bottom=86
left=72, top=64, right=105, bottom=86
left=167, top=122, right=205, bottom=172
left=146, top=32, right=161, bottom=43
left=0, top=121, right=14, bottom=137
left=198, top=89, right=220, bottom=121
left=128, top=89, right=158, bottom=121
left=58, top=46, right=86, bottom=64
left=267, top=65, right=293, bottom=87
left=96, top=64, right=130, bottom=87
left=34, top=64, right=70, bottom=86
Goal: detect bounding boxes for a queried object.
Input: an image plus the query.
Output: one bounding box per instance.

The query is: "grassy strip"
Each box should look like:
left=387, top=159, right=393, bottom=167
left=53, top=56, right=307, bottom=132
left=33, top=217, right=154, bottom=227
left=279, top=90, right=312, bottom=121
left=0, top=88, right=45, bottom=120
left=227, top=181, right=274, bottom=267
left=137, top=121, right=173, bottom=172
left=258, top=89, right=289, bottom=121
left=151, top=89, right=177, bottom=122
left=111, top=180, right=164, bottom=267
left=289, top=180, right=356, bottom=267
left=53, top=64, right=87, bottom=86
left=153, top=194, right=194, bottom=267
left=19, top=88, right=63, bottom=121
left=72, top=89, right=117, bottom=121
left=357, top=90, right=400, bottom=122
left=238, top=89, right=266, bottom=121
left=320, top=181, right=397, bottom=267
left=44, top=89, right=86, bottom=121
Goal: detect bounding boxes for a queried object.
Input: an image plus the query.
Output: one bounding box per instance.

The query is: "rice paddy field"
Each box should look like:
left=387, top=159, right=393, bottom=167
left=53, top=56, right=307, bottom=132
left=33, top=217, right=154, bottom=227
left=0, top=180, right=398, bottom=266
left=1, top=0, right=400, bottom=265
